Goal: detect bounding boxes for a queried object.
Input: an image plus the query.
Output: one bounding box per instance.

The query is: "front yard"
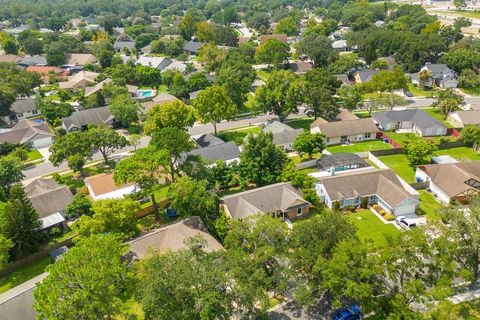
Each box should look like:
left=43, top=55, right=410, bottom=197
left=0, top=257, right=51, bottom=294
left=327, top=140, right=392, bottom=153
left=349, top=209, right=399, bottom=248
left=27, top=149, right=43, bottom=161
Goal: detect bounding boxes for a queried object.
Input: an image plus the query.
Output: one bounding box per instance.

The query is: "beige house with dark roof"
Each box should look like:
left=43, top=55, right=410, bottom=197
left=316, top=168, right=419, bottom=216
left=128, top=217, right=222, bottom=259
left=310, top=111, right=378, bottom=145
left=220, top=182, right=310, bottom=220
left=416, top=162, right=480, bottom=203
left=447, top=110, right=480, bottom=128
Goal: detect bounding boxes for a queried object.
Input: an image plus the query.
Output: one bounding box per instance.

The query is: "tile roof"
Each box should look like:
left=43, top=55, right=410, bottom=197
left=221, top=182, right=309, bottom=219
left=128, top=216, right=223, bottom=259
left=0, top=54, right=21, bottom=63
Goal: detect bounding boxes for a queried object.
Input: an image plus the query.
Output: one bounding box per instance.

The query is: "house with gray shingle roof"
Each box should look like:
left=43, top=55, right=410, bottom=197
left=447, top=110, right=480, bottom=128
left=62, top=106, right=114, bottom=132
left=17, top=55, right=47, bottom=67
left=315, top=168, right=419, bottom=216
left=0, top=119, right=54, bottom=148
left=353, top=69, right=380, bottom=83
left=183, top=40, right=204, bottom=54
left=411, top=63, right=458, bottom=89
left=372, top=109, right=447, bottom=136
left=113, top=40, right=136, bottom=52
left=182, top=134, right=240, bottom=164
left=1, top=98, right=39, bottom=125
left=262, top=121, right=303, bottom=151
left=220, top=182, right=310, bottom=220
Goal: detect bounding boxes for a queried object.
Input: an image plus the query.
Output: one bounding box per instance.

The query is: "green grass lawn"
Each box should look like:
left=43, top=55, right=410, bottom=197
left=286, top=117, right=313, bottom=131
left=27, top=149, right=43, bottom=161
left=417, top=190, right=444, bottom=223
left=423, top=108, right=454, bottom=128
left=139, top=185, right=170, bottom=209
left=327, top=140, right=392, bottom=153
left=436, top=146, right=480, bottom=161
left=435, top=9, right=480, bottom=19
left=217, top=126, right=262, bottom=145
left=349, top=209, right=399, bottom=247
left=0, top=257, right=51, bottom=294
left=377, top=153, right=415, bottom=183
left=385, top=132, right=457, bottom=147
left=257, top=70, right=272, bottom=81
left=407, top=83, right=437, bottom=97
left=460, top=87, right=480, bottom=96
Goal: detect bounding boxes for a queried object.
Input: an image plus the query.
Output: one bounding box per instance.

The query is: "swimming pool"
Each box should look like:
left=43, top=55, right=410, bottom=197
left=136, top=90, right=157, bottom=100
left=33, top=119, right=45, bottom=124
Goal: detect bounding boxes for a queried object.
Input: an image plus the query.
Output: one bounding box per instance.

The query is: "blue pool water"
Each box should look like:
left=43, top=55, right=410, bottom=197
left=33, top=119, right=45, bottom=124
left=137, top=90, right=155, bottom=98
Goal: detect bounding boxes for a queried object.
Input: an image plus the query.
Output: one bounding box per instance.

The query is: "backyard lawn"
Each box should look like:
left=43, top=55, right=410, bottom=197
left=327, top=140, right=392, bottom=153
left=418, top=190, right=444, bottom=223
left=385, top=132, right=457, bottom=147
left=377, top=153, right=415, bottom=183
left=286, top=117, right=313, bottom=131
left=349, top=209, right=399, bottom=247
left=437, top=146, right=480, bottom=161
left=27, top=149, right=43, bottom=161
left=407, top=83, right=436, bottom=97
left=0, top=257, right=51, bottom=294
left=217, top=126, right=261, bottom=145
left=423, top=108, right=453, bottom=128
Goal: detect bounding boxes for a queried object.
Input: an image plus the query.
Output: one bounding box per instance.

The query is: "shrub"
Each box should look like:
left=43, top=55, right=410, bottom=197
left=384, top=213, right=395, bottom=221
left=361, top=197, right=368, bottom=209
left=49, top=227, right=62, bottom=237
left=344, top=205, right=356, bottom=212
left=332, top=201, right=340, bottom=211
left=379, top=210, right=386, bottom=216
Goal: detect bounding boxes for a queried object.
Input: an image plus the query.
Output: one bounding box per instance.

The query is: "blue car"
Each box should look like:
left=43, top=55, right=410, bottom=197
left=332, top=305, right=362, bottom=320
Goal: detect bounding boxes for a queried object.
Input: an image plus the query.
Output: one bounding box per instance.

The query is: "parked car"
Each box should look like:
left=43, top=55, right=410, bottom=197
left=395, top=216, right=417, bottom=230
left=332, top=305, right=362, bottom=320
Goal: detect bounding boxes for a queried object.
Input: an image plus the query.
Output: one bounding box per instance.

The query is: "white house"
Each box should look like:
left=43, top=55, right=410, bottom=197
left=85, top=173, right=137, bottom=201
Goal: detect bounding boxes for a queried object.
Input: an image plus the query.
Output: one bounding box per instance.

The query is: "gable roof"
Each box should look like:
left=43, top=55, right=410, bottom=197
left=162, top=60, right=187, bottom=73
left=418, top=162, right=480, bottom=198
left=128, top=216, right=223, bottom=259
left=311, top=118, right=377, bottom=138
left=62, top=106, right=113, bottom=131
left=289, top=61, right=313, bottom=74
left=422, top=63, right=451, bottom=74
left=59, top=70, right=99, bottom=90
left=136, top=56, right=172, bottom=69
left=259, top=34, right=288, bottom=44
left=335, top=74, right=351, bottom=86
left=85, top=173, right=134, bottom=198
left=64, top=53, right=97, bottom=66
left=84, top=78, right=113, bottom=97
left=24, top=178, right=73, bottom=219
left=17, top=55, right=47, bottom=66
left=113, top=40, right=135, bottom=51
left=0, top=54, right=21, bottom=63
left=26, top=66, right=66, bottom=76
left=186, top=141, right=240, bottom=163
left=9, top=98, right=36, bottom=114
left=336, top=109, right=359, bottom=121
left=263, top=121, right=303, bottom=146
left=319, top=168, right=417, bottom=208
left=0, top=119, right=53, bottom=145
left=372, top=109, right=446, bottom=131
left=354, top=69, right=380, bottom=83
left=221, top=182, right=309, bottom=219
left=141, top=92, right=179, bottom=112
left=183, top=40, right=204, bottom=53
left=193, top=134, right=225, bottom=148
left=449, top=110, right=480, bottom=125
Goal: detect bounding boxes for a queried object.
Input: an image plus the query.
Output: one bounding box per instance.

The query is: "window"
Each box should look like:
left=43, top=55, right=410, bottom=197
left=17, top=113, right=23, bottom=117
left=326, top=137, right=330, bottom=143
left=364, top=133, right=371, bottom=138
left=297, top=207, right=302, bottom=216
left=32, top=110, right=38, bottom=114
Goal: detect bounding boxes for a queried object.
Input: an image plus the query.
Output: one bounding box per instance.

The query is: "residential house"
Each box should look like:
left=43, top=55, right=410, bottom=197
left=58, top=70, right=99, bottom=92
left=25, top=178, right=73, bottom=230
left=372, top=109, right=447, bottom=136
left=1, top=98, right=39, bottom=125
left=411, top=63, right=458, bottom=89
left=183, top=40, right=204, bottom=55
left=377, top=56, right=397, bottom=70
left=141, top=92, right=179, bottom=112
left=0, top=119, right=54, bottom=149
left=315, top=152, right=370, bottom=175
left=447, top=110, right=480, bottom=128
left=162, top=60, right=187, bottom=73
left=289, top=61, right=314, bottom=75
left=315, top=168, right=419, bottom=216
left=136, top=56, right=172, bottom=71
left=332, top=39, right=350, bottom=52
left=0, top=54, right=21, bottom=63
left=184, top=134, right=240, bottom=164
left=113, top=40, right=135, bottom=52
left=335, top=74, right=351, bottom=86
left=375, top=20, right=386, bottom=27
left=353, top=69, right=380, bottom=84
left=17, top=55, right=47, bottom=67
left=85, top=173, right=136, bottom=201
left=26, top=66, right=68, bottom=82
left=128, top=217, right=223, bottom=259
left=62, top=106, right=114, bottom=132
left=189, top=90, right=202, bottom=100
left=310, top=112, right=378, bottom=145
left=220, top=182, right=310, bottom=220
left=63, top=53, right=97, bottom=70
left=259, top=34, right=288, bottom=44
left=262, top=121, right=303, bottom=151
left=415, top=162, right=480, bottom=203
left=84, top=78, right=113, bottom=97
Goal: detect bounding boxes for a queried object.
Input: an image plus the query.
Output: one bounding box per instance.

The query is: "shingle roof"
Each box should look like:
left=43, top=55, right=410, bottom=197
left=194, top=134, right=225, bottom=148
left=186, top=141, right=240, bottom=163
left=289, top=61, right=313, bottom=74
left=128, top=216, right=223, bottom=259
left=0, top=119, right=53, bottom=145
left=450, top=110, right=480, bottom=125
left=64, top=53, right=97, bottom=66
left=372, top=109, right=446, bottom=131
left=141, top=93, right=179, bottom=112
left=59, top=70, right=99, bottom=90
left=10, top=98, right=36, bottom=114
left=336, top=109, right=359, bottom=121
left=317, top=152, right=369, bottom=171
left=136, top=56, right=172, bottom=69
left=418, top=162, right=480, bottom=198
left=263, top=121, right=303, bottom=146
left=354, top=69, right=380, bottom=82
left=25, top=178, right=73, bottom=219
left=183, top=40, right=204, bottom=53
left=0, top=54, right=21, bottom=63
left=113, top=40, right=135, bottom=51
left=84, top=78, right=113, bottom=97
left=17, top=55, right=47, bottom=66
left=162, top=60, right=187, bottom=73
left=311, top=118, right=378, bottom=138
left=319, top=168, right=417, bottom=208
left=221, top=182, right=309, bottom=219
left=259, top=34, right=288, bottom=44
left=335, top=74, right=351, bottom=86
left=62, top=106, right=113, bottom=131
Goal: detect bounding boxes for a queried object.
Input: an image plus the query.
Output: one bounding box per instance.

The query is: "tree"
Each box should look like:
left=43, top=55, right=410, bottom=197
left=369, top=92, right=408, bottom=112
left=297, top=34, right=338, bottom=67
left=454, top=0, right=467, bottom=10
left=460, top=125, right=480, bottom=149
left=419, top=69, right=432, bottom=88
left=34, top=234, right=131, bottom=320
left=36, top=99, right=75, bottom=124
left=65, top=193, right=93, bottom=219
left=364, top=67, right=408, bottom=93
left=240, top=132, right=288, bottom=186
left=114, top=147, right=169, bottom=220
left=443, top=48, right=480, bottom=73
left=338, top=85, right=363, bottom=110
left=168, top=176, right=218, bottom=219
left=78, top=198, right=140, bottom=239
left=292, top=132, right=326, bottom=159
left=403, top=138, right=438, bottom=165
left=275, top=16, right=298, bottom=36
left=254, top=70, right=301, bottom=122
left=186, top=72, right=210, bottom=92
left=255, top=39, right=290, bottom=68
left=459, top=69, right=480, bottom=89
left=87, top=126, right=128, bottom=164
left=2, top=36, right=18, bottom=54
left=108, top=93, right=140, bottom=127
left=198, top=44, right=227, bottom=72
left=433, top=89, right=464, bottom=117
left=193, top=85, right=237, bottom=136
left=0, top=235, right=12, bottom=269
left=180, top=10, right=200, bottom=40
left=144, top=100, right=196, bottom=134
left=150, top=127, right=194, bottom=182
left=216, top=57, right=256, bottom=108
left=0, top=185, right=41, bottom=259
left=0, top=155, right=24, bottom=200
left=49, top=132, right=93, bottom=174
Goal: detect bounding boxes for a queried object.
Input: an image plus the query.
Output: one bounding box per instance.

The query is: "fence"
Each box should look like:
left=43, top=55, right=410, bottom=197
left=370, top=148, right=405, bottom=157
left=0, top=236, right=74, bottom=277
left=135, top=198, right=170, bottom=218
left=409, top=181, right=429, bottom=190
left=295, top=159, right=318, bottom=171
